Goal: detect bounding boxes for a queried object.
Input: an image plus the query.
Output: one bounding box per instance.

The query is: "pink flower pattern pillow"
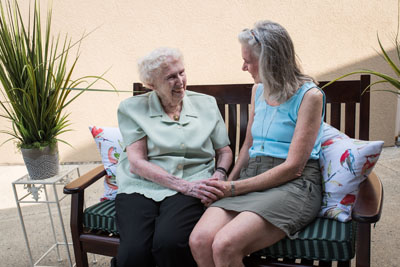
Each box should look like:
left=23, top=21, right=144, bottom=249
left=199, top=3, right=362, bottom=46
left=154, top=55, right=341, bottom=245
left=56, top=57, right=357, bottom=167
left=89, top=126, right=123, bottom=201
left=318, top=123, right=384, bottom=222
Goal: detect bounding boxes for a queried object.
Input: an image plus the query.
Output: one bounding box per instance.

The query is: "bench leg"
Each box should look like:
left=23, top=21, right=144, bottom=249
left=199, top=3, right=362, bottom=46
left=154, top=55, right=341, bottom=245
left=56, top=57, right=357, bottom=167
left=70, top=193, right=89, bottom=267
left=74, top=247, right=89, bottom=267
left=356, top=222, right=371, bottom=267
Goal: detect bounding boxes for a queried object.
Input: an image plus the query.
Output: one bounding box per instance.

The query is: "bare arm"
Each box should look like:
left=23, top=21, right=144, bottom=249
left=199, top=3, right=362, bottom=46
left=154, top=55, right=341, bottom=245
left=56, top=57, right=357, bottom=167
left=126, top=137, right=224, bottom=203
left=211, top=146, right=233, bottom=180
left=227, top=84, right=257, bottom=181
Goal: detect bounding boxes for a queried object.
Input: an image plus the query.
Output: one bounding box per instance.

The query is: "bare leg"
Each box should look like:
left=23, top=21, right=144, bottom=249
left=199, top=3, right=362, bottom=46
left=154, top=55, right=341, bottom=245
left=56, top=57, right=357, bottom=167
left=212, top=211, right=286, bottom=267
left=189, top=207, right=237, bottom=267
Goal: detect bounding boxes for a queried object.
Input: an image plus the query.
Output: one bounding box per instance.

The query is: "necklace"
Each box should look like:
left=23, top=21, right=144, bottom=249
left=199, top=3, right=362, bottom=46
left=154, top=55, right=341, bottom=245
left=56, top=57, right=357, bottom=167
left=260, top=107, right=279, bottom=150
left=164, top=103, right=181, bottom=121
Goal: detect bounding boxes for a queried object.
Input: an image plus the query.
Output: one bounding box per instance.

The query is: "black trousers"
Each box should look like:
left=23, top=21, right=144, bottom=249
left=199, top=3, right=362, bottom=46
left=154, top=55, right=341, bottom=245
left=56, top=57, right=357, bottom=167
left=115, top=192, right=204, bottom=267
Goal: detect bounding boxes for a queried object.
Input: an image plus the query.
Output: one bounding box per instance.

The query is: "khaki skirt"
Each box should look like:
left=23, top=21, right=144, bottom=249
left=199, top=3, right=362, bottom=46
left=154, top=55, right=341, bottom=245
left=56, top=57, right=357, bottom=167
left=211, top=156, right=322, bottom=239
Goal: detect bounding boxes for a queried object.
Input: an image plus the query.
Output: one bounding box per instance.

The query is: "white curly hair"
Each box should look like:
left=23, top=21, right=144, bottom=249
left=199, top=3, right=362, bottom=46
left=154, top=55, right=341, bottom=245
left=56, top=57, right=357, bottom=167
left=137, top=47, right=183, bottom=88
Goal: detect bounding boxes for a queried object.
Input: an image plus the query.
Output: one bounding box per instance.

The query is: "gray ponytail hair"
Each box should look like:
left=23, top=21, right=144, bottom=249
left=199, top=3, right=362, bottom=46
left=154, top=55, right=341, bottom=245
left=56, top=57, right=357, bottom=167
left=239, top=20, right=315, bottom=103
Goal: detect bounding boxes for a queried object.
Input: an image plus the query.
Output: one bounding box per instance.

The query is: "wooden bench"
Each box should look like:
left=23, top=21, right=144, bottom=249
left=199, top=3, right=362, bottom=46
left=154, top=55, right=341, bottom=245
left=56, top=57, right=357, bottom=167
left=64, top=74, right=383, bottom=267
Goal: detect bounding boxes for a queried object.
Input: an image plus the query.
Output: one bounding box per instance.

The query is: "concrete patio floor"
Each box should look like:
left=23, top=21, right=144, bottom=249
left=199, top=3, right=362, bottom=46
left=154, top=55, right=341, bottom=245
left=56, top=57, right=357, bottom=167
left=0, top=146, right=399, bottom=266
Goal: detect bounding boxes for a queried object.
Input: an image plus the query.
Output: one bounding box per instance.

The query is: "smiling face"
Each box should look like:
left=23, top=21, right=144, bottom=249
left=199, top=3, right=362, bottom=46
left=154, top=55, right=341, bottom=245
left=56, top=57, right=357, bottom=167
left=241, top=44, right=260, bottom=83
left=152, top=57, right=187, bottom=108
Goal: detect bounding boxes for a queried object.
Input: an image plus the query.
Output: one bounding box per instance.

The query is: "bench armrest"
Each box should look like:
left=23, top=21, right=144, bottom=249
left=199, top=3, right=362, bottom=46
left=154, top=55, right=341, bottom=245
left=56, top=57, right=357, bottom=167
left=63, top=165, right=107, bottom=194
left=352, top=171, right=384, bottom=223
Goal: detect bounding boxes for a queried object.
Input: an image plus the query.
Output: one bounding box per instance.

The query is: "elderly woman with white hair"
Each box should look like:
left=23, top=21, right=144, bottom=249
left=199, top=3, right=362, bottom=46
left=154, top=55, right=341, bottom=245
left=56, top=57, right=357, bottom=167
left=114, top=47, right=232, bottom=267
left=189, top=21, right=325, bottom=267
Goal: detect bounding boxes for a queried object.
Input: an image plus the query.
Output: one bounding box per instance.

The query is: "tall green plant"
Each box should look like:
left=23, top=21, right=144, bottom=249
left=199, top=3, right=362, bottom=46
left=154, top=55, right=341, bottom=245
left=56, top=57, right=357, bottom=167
left=0, top=0, right=114, bottom=149
left=321, top=5, right=400, bottom=96
left=321, top=35, right=400, bottom=95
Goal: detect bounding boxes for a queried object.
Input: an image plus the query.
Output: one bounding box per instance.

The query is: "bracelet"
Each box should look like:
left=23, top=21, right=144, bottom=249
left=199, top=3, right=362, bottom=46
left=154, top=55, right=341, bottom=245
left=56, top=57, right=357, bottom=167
left=215, top=169, right=227, bottom=180
left=216, top=167, right=227, bottom=175
left=230, top=181, right=236, bottom=197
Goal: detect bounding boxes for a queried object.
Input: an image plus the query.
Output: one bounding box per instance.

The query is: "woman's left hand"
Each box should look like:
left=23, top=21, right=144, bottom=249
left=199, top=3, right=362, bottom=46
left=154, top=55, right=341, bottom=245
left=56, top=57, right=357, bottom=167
left=205, top=180, right=231, bottom=198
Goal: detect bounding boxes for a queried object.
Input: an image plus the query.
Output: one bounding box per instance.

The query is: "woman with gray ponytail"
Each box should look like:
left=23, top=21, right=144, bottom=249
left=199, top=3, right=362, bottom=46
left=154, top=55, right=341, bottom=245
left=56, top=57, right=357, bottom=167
left=190, top=21, right=325, bottom=267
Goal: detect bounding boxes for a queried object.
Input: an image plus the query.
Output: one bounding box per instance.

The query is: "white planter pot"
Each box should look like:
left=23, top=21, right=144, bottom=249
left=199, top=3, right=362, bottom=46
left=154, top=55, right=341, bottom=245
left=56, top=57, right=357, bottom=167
left=21, top=144, right=59, bottom=180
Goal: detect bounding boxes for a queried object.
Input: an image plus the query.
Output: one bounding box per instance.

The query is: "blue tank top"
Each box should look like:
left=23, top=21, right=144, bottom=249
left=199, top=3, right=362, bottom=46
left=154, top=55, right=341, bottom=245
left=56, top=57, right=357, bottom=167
left=249, top=82, right=325, bottom=160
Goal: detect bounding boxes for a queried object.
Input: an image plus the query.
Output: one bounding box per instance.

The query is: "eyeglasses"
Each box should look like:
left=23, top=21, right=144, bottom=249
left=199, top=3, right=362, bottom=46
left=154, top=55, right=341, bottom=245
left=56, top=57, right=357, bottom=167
left=250, top=29, right=260, bottom=44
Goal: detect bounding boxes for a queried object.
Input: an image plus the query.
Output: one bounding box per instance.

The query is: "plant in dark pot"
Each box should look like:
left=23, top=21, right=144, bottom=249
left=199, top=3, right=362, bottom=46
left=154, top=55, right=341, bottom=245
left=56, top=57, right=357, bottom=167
left=0, top=0, right=113, bottom=179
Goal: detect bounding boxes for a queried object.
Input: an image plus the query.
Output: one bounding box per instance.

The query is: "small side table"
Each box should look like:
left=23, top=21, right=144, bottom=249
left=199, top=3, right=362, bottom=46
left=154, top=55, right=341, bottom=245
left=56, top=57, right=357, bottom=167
left=12, top=165, right=80, bottom=267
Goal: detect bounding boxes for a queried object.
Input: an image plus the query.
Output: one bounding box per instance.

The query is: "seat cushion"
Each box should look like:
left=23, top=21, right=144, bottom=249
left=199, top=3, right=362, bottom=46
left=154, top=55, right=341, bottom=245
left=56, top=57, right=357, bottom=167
left=253, top=217, right=356, bottom=261
left=83, top=201, right=356, bottom=261
left=83, top=200, right=118, bottom=235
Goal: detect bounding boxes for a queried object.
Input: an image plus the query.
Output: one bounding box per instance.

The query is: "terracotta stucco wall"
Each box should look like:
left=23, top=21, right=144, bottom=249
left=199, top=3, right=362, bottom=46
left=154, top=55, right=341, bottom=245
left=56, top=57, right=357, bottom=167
left=0, top=0, right=398, bottom=164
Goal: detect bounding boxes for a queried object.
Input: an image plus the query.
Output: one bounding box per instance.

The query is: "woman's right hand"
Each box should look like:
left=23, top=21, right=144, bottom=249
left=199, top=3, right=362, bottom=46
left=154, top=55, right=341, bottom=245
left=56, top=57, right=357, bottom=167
left=181, top=178, right=226, bottom=206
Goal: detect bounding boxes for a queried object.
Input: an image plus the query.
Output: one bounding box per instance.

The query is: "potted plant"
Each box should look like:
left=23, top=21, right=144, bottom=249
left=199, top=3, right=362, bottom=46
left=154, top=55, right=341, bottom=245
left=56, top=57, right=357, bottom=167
left=321, top=17, right=400, bottom=145
left=321, top=34, right=400, bottom=96
left=0, top=0, right=114, bottom=179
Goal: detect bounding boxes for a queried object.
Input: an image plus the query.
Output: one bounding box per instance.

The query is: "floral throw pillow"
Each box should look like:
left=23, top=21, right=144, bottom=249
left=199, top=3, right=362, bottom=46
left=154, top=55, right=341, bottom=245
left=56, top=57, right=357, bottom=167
left=320, top=122, right=349, bottom=142
left=318, top=123, right=384, bottom=222
left=89, top=126, right=123, bottom=201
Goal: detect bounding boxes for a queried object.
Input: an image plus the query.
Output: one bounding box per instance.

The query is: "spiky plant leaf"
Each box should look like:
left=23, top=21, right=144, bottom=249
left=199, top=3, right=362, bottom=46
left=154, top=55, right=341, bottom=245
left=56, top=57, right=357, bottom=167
left=322, top=23, right=400, bottom=96
left=0, top=0, right=115, bottom=149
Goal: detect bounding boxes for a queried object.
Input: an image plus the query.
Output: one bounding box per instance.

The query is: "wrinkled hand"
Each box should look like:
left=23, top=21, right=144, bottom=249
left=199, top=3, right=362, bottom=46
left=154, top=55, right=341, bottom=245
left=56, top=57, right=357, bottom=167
left=211, top=171, right=227, bottom=181
left=182, top=178, right=226, bottom=206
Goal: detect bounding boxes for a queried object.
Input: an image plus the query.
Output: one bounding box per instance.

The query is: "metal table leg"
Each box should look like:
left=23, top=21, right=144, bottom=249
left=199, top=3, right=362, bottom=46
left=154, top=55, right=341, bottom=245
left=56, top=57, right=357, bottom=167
left=12, top=183, right=34, bottom=267
left=53, top=182, right=73, bottom=267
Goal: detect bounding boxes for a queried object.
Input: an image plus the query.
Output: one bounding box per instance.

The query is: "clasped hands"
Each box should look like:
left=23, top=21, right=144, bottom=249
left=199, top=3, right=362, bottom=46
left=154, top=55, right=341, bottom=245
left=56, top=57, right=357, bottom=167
left=182, top=173, right=232, bottom=206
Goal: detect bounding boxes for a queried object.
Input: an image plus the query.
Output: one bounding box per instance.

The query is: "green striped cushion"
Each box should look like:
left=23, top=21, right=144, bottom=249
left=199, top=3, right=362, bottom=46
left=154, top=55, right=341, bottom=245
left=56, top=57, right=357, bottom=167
left=253, top=217, right=356, bottom=261
left=83, top=201, right=356, bottom=261
left=83, top=200, right=118, bottom=235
